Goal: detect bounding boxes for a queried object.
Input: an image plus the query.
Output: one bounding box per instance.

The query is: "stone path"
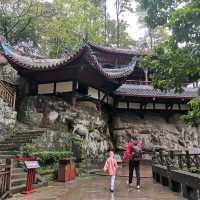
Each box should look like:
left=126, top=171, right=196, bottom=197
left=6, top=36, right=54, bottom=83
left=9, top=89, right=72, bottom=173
left=10, top=176, right=186, bottom=200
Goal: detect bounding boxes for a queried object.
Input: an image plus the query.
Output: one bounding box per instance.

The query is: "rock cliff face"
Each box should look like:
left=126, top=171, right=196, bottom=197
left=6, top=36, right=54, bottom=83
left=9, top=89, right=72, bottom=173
left=0, top=97, right=17, bottom=141
left=18, top=96, right=200, bottom=160
left=19, top=96, right=112, bottom=161
left=113, top=112, right=200, bottom=152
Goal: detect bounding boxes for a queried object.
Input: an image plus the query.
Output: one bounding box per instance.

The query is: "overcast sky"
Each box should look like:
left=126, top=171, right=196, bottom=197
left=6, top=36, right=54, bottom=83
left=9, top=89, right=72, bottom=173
left=45, top=0, right=146, bottom=40
left=107, top=0, right=146, bottom=40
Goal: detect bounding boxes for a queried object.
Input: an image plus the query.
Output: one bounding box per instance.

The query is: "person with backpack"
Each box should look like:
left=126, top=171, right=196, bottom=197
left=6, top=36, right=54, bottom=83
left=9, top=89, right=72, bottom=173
left=123, top=134, right=142, bottom=190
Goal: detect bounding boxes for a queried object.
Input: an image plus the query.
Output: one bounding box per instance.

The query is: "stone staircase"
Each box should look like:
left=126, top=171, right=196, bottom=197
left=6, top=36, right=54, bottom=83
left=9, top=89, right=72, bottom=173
left=0, top=129, right=45, bottom=194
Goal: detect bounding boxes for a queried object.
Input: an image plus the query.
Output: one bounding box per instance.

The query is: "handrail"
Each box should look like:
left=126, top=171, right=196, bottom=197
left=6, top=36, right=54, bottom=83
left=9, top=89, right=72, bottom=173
left=0, top=81, right=15, bottom=97
left=0, top=159, right=11, bottom=200
left=125, top=80, right=152, bottom=85
left=153, top=150, right=200, bottom=170
left=125, top=79, right=199, bottom=88
left=0, top=81, right=15, bottom=94
left=0, top=80, right=16, bottom=109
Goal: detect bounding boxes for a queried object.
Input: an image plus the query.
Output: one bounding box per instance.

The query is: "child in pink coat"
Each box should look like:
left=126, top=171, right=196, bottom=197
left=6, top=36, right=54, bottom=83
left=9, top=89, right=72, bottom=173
left=104, top=151, right=118, bottom=192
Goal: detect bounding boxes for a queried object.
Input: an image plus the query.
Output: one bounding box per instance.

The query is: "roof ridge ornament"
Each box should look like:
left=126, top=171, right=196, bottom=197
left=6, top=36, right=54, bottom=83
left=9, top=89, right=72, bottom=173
left=0, top=35, right=7, bottom=54
left=63, top=48, right=70, bottom=61
left=0, top=35, right=6, bottom=43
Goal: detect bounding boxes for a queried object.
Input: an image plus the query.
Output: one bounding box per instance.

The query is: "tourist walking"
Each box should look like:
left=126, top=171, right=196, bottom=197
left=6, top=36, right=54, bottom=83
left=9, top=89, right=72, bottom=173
left=123, top=134, right=142, bottom=190
left=104, top=150, right=118, bottom=192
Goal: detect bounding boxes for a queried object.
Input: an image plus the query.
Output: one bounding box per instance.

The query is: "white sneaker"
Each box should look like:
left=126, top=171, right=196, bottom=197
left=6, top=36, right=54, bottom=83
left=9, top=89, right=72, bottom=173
left=136, top=185, right=140, bottom=190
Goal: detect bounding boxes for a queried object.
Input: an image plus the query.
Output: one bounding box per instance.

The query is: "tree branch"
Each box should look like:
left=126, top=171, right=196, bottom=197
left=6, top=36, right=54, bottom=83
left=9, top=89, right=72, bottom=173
left=6, top=1, right=33, bottom=35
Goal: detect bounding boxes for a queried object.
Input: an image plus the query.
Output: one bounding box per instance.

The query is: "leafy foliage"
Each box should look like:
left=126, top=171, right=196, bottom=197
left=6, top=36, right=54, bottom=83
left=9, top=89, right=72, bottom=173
left=18, top=144, right=73, bottom=166
left=137, top=0, right=200, bottom=126
left=140, top=39, right=200, bottom=92
left=106, top=19, right=136, bottom=47
left=184, top=97, right=200, bottom=127
left=0, top=0, right=39, bottom=45
left=39, top=0, right=104, bottom=57
left=17, top=144, right=74, bottom=180
left=0, top=0, right=135, bottom=57
left=114, top=0, right=133, bottom=47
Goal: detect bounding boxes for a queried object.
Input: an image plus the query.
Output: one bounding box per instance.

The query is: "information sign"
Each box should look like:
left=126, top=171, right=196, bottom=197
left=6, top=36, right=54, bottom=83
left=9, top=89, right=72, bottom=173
left=24, top=161, right=40, bottom=169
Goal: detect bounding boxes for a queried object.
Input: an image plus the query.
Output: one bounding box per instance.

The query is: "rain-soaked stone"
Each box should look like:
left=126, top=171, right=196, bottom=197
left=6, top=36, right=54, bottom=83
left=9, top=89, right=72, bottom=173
left=10, top=176, right=186, bottom=200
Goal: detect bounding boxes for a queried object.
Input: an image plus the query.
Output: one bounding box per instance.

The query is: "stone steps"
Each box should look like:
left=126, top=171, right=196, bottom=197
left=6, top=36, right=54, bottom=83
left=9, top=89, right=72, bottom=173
left=12, top=167, right=25, bottom=174
left=3, top=138, right=33, bottom=143
left=5, top=134, right=41, bottom=142
left=11, top=168, right=26, bottom=194
left=12, top=172, right=27, bottom=179
left=0, top=145, right=21, bottom=151
left=0, top=128, right=45, bottom=194
left=11, top=184, right=26, bottom=194
left=0, top=141, right=31, bottom=145
left=16, top=130, right=45, bottom=135
left=11, top=178, right=27, bottom=187
left=0, top=154, right=15, bottom=159
left=0, top=151, right=18, bottom=155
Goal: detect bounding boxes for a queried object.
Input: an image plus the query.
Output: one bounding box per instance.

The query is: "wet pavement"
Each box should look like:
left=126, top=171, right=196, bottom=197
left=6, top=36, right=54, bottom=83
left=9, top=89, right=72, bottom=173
left=10, top=176, right=185, bottom=200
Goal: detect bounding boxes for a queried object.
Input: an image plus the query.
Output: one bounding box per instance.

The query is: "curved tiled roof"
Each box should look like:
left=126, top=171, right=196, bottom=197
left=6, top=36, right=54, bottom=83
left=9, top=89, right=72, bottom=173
left=1, top=42, right=85, bottom=71
left=0, top=41, right=136, bottom=80
left=87, top=42, right=144, bottom=56
left=83, top=45, right=136, bottom=79
left=114, top=84, right=198, bottom=99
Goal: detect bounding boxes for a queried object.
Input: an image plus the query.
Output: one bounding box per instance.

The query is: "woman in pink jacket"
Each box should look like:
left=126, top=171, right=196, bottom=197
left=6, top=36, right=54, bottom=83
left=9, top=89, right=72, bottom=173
left=104, top=151, right=118, bottom=192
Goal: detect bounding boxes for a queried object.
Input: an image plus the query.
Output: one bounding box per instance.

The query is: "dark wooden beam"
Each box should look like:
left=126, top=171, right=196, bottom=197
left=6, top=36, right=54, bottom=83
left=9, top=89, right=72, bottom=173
left=71, top=80, right=78, bottom=110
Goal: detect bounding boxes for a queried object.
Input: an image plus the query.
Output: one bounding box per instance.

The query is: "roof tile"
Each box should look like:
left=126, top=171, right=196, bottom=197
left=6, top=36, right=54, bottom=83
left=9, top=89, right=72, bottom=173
left=115, top=84, right=198, bottom=98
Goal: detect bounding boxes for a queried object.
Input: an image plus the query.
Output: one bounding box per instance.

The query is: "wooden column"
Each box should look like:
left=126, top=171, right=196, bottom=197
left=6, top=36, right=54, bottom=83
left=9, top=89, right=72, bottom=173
left=71, top=80, right=78, bottom=111
left=144, top=68, right=149, bottom=84
left=53, top=82, right=56, bottom=94
left=5, top=159, right=11, bottom=193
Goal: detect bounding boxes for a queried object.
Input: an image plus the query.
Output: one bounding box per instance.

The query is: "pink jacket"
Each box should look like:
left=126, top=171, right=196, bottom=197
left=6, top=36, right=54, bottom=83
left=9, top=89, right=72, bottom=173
left=104, top=151, right=118, bottom=176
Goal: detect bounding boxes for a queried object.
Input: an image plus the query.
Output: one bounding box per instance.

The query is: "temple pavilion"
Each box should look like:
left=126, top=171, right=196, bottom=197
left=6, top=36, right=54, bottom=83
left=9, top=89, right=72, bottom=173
left=0, top=39, right=198, bottom=112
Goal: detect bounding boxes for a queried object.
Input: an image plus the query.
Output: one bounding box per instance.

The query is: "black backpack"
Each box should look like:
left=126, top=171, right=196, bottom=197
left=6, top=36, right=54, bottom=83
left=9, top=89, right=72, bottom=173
left=132, top=143, right=142, bottom=161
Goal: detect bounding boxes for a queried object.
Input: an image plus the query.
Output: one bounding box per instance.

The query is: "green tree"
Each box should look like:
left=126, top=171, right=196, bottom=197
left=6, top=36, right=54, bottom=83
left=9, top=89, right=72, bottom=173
left=0, top=0, right=43, bottom=45
left=39, top=0, right=104, bottom=57
left=114, top=0, right=133, bottom=47
left=135, top=1, right=170, bottom=49
left=137, top=0, right=200, bottom=125
left=106, top=19, right=136, bottom=48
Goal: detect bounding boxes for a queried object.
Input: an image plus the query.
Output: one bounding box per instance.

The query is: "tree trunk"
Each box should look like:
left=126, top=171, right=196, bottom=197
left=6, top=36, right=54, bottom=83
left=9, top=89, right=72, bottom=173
left=104, top=0, right=107, bottom=45
left=116, top=0, right=120, bottom=47
left=149, top=27, right=153, bottom=49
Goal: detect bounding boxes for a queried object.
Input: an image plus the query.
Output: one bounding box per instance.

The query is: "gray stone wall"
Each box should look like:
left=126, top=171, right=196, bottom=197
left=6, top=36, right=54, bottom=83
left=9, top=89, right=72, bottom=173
left=18, top=95, right=200, bottom=161
left=113, top=112, right=200, bottom=153
left=19, top=96, right=112, bottom=161
left=0, top=97, right=17, bottom=141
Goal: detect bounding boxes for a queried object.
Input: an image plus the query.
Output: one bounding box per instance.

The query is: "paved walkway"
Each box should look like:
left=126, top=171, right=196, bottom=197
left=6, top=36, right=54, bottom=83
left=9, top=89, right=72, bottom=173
left=10, top=176, right=185, bottom=200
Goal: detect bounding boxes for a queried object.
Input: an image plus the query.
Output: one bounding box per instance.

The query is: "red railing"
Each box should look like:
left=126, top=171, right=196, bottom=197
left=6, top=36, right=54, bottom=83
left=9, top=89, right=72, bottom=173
left=0, top=81, right=16, bottom=109
left=0, top=159, right=11, bottom=200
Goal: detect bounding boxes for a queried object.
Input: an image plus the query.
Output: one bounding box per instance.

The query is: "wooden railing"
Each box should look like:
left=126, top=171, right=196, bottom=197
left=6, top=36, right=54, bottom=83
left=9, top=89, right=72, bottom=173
left=0, top=159, right=11, bottom=200
left=125, top=80, right=152, bottom=85
left=0, top=81, right=16, bottom=109
left=125, top=80, right=199, bottom=89
left=153, top=150, right=200, bottom=170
